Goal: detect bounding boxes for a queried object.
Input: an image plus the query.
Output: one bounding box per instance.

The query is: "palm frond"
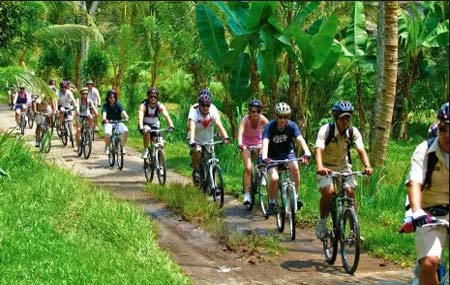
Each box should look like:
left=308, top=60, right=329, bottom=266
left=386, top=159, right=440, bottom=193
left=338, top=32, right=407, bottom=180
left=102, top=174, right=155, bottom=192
left=35, top=24, right=104, bottom=45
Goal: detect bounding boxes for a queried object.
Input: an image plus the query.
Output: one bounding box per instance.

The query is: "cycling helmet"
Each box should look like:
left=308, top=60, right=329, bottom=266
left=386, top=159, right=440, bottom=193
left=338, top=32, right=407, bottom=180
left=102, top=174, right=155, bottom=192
left=198, top=94, right=211, bottom=106
left=106, top=89, right=118, bottom=99
left=249, top=98, right=263, bottom=109
left=80, top=87, right=89, bottom=94
left=86, top=80, right=94, bottom=85
left=332, top=101, right=354, bottom=118
left=437, top=102, right=449, bottom=123
left=274, top=102, right=291, bottom=116
left=198, top=88, right=212, bottom=98
left=147, top=87, right=159, bottom=96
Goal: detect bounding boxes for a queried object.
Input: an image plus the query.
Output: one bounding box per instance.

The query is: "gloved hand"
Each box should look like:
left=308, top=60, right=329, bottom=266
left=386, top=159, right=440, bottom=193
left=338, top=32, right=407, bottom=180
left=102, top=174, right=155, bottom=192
left=262, top=158, right=272, bottom=164
left=412, top=209, right=433, bottom=227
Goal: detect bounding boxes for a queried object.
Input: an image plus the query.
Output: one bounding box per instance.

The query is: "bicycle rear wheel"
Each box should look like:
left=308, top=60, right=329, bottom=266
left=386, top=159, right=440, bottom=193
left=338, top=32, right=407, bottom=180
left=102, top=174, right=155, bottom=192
left=322, top=202, right=338, bottom=264
left=83, top=129, right=92, bottom=159
left=108, top=141, right=115, bottom=167
left=276, top=188, right=285, bottom=233
left=257, top=172, right=269, bottom=216
left=40, top=129, right=52, bottom=153
left=340, top=208, right=361, bottom=274
left=156, top=148, right=166, bottom=185
left=211, top=165, right=224, bottom=208
left=116, top=139, right=124, bottom=170
left=287, top=184, right=296, bottom=240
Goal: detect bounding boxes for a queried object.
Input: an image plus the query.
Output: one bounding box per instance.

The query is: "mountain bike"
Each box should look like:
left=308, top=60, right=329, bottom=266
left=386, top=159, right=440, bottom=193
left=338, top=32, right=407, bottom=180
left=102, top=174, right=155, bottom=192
left=19, top=111, right=27, bottom=135
left=57, top=107, right=74, bottom=147
left=194, top=140, right=225, bottom=208
left=242, top=145, right=265, bottom=212
left=39, top=113, right=54, bottom=153
left=108, top=120, right=125, bottom=170
left=26, top=103, right=35, bottom=129
left=77, top=117, right=93, bottom=159
left=321, top=171, right=367, bottom=274
left=143, top=128, right=172, bottom=185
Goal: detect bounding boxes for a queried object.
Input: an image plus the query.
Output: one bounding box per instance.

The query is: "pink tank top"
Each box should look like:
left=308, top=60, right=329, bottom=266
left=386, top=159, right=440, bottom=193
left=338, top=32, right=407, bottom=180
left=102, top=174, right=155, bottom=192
left=242, top=115, right=263, bottom=146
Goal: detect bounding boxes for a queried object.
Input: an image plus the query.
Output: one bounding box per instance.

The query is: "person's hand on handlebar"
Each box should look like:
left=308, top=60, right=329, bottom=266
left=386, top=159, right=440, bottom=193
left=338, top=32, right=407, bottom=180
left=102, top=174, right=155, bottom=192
left=223, top=137, right=231, bottom=144
left=262, top=158, right=272, bottom=164
left=301, top=155, right=311, bottom=164
left=317, top=167, right=333, bottom=176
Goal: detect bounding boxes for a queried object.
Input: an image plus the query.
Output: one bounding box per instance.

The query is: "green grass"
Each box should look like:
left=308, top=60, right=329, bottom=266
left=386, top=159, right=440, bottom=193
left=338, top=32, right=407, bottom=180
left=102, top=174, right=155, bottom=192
left=0, top=134, right=190, bottom=284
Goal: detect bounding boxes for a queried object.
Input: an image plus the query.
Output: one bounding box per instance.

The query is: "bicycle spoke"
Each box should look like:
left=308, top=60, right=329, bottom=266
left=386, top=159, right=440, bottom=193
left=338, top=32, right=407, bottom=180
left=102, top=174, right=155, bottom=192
left=322, top=205, right=338, bottom=265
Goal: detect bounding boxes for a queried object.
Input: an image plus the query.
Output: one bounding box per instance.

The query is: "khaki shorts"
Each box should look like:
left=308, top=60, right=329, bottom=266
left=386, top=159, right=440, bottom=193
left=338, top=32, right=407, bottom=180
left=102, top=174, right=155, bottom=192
left=316, top=164, right=356, bottom=191
left=415, top=214, right=449, bottom=260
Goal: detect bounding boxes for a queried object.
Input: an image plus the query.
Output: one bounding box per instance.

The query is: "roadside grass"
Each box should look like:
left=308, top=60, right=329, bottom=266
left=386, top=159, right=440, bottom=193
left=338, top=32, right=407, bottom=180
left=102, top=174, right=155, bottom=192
left=146, top=183, right=282, bottom=257
left=0, top=134, right=190, bottom=284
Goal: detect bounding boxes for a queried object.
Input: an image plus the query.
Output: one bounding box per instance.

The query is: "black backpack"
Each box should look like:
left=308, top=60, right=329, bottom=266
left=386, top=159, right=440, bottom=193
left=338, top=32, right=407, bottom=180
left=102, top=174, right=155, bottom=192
left=324, top=123, right=354, bottom=164
left=422, top=137, right=439, bottom=190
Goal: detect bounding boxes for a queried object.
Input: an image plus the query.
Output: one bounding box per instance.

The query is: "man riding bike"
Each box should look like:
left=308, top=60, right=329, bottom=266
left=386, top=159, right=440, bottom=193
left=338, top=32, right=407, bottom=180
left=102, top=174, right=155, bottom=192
left=261, top=102, right=311, bottom=216
left=237, top=98, right=268, bottom=206
left=403, top=102, right=449, bottom=285
left=188, top=88, right=230, bottom=183
left=102, top=89, right=130, bottom=155
left=57, top=80, right=78, bottom=136
left=138, top=86, right=175, bottom=159
left=314, top=101, right=373, bottom=240
left=33, top=91, right=57, bottom=147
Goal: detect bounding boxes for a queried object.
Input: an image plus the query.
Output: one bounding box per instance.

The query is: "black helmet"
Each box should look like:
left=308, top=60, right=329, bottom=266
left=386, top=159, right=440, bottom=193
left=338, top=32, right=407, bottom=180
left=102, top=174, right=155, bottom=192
left=437, top=102, right=449, bottom=123
left=332, top=101, right=354, bottom=118
left=106, top=89, right=118, bottom=99
left=147, top=87, right=159, bottom=96
left=198, top=88, right=211, bottom=98
left=249, top=98, right=263, bottom=109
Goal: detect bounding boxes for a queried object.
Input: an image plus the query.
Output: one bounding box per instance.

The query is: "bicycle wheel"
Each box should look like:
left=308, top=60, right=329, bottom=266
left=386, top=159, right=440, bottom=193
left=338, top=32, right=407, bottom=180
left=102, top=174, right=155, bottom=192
left=143, top=155, right=154, bottom=182
left=276, top=188, right=285, bottom=233
left=40, top=128, right=52, bottom=153
left=156, top=148, right=166, bottom=185
left=60, top=124, right=68, bottom=146
left=286, top=183, right=297, bottom=240
left=322, top=202, right=338, bottom=264
left=257, top=172, right=269, bottom=216
left=108, top=141, right=115, bottom=167
left=77, top=128, right=84, bottom=157
left=211, top=165, right=224, bottom=208
left=27, top=111, right=34, bottom=129
left=83, top=129, right=92, bottom=159
left=340, top=208, right=361, bottom=274
left=67, top=121, right=74, bottom=147
left=116, top=139, right=124, bottom=170
left=246, top=167, right=257, bottom=211
left=20, top=116, right=26, bottom=135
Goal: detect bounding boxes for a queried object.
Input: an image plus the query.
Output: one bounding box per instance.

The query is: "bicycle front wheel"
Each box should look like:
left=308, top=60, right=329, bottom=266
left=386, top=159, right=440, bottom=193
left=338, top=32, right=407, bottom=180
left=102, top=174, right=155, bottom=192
left=77, top=128, right=84, bottom=157
left=83, top=129, right=92, bottom=159
left=40, top=129, right=52, bottom=153
left=61, top=125, right=68, bottom=146
left=116, top=139, right=124, bottom=170
left=286, top=184, right=296, bottom=240
left=20, top=117, right=26, bottom=135
left=211, top=165, right=224, bottom=208
left=108, top=141, right=115, bottom=167
left=276, top=188, right=285, bottom=233
left=340, top=208, right=361, bottom=274
left=156, top=148, right=166, bottom=185
left=27, top=111, right=34, bottom=129
left=322, top=203, right=338, bottom=264
left=257, top=172, right=269, bottom=216
left=67, top=121, right=74, bottom=147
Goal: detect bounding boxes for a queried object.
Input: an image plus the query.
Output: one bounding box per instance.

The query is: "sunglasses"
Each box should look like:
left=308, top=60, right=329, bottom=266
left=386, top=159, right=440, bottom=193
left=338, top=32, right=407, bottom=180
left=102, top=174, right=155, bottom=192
left=201, top=104, right=210, bottom=107
left=250, top=109, right=261, bottom=114
left=149, top=95, right=158, bottom=99
left=278, top=115, right=289, bottom=120
left=439, top=126, right=449, bottom=134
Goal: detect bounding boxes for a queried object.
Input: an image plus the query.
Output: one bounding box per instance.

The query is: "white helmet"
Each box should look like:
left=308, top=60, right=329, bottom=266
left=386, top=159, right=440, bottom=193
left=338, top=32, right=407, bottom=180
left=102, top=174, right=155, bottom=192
left=275, top=102, right=291, bottom=116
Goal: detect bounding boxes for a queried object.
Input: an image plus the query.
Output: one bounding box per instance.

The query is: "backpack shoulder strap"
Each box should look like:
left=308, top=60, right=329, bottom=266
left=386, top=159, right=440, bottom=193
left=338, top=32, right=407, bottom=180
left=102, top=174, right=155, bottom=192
left=347, top=126, right=354, bottom=165
left=325, top=123, right=335, bottom=146
left=423, top=137, right=438, bottom=190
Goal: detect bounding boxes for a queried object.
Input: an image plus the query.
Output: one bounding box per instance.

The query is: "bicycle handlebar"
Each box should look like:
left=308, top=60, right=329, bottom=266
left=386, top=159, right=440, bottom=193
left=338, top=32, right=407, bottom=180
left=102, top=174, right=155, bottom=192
left=145, top=128, right=173, bottom=134
left=257, top=157, right=305, bottom=169
left=198, top=140, right=224, bottom=147
left=326, top=171, right=367, bottom=178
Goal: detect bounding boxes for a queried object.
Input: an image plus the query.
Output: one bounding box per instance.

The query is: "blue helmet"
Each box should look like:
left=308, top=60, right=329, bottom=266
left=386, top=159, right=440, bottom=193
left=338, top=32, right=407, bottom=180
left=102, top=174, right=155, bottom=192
left=332, top=101, right=354, bottom=118
left=249, top=98, right=263, bottom=109
left=437, top=102, right=449, bottom=123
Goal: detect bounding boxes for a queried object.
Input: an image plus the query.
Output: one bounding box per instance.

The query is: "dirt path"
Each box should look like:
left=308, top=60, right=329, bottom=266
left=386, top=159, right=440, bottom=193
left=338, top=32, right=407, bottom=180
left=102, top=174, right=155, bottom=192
left=0, top=103, right=413, bottom=284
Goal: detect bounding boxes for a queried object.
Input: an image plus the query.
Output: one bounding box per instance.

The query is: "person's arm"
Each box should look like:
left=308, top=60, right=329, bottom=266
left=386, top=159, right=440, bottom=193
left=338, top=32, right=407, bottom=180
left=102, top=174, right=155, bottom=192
left=188, top=119, right=196, bottom=144
left=96, top=89, right=101, bottom=106
left=315, top=147, right=332, bottom=175
left=407, top=181, right=422, bottom=212
left=261, top=138, right=269, bottom=160
left=138, top=104, right=145, bottom=129
left=356, top=147, right=373, bottom=175
left=215, top=118, right=229, bottom=141
left=237, top=117, right=246, bottom=149
left=160, top=104, right=174, bottom=128
left=121, top=110, right=129, bottom=121
left=12, top=93, right=18, bottom=105
left=296, top=135, right=311, bottom=157
left=71, top=94, right=78, bottom=112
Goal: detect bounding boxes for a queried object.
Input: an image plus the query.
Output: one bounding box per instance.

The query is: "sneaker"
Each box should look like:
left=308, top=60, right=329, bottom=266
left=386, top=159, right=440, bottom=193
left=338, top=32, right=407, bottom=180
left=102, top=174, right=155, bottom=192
left=141, top=149, right=149, bottom=159
left=243, top=192, right=252, bottom=206
left=266, top=203, right=277, bottom=216
left=359, top=235, right=365, bottom=243
left=122, top=149, right=127, bottom=155
left=105, top=147, right=110, bottom=155
left=316, top=218, right=327, bottom=240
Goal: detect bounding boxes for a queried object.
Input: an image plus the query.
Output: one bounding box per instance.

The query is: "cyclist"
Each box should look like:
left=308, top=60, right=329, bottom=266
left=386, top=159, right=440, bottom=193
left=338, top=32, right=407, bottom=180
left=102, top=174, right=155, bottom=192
left=261, top=102, right=311, bottom=215
left=75, top=87, right=97, bottom=150
left=8, top=86, right=16, bottom=108
left=48, top=79, right=57, bottom=93
left=12, top=86, right=29, bottom=128
left=102, top=89, right=130, bottom=155
left=86, top=80, right=101, bottom=131
left=57, top=81, right=77, bottom=132
left=237, top=98, right=268, bottom=206
left=33, top=92, right=57, bottom=147
left=403, top=102, right=449, bottom=285
left=138, top=86, right=175, bottom=159
left=188, top=88, right=230, bottom=183
left=314, top=101, right=373, bottom=240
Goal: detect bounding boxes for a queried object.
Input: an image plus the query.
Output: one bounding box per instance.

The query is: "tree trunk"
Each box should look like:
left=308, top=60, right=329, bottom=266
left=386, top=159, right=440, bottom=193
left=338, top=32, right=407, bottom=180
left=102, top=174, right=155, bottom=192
left=355, top=71, right=365, bottom=138
left=370, top=1, right=398, bottom=167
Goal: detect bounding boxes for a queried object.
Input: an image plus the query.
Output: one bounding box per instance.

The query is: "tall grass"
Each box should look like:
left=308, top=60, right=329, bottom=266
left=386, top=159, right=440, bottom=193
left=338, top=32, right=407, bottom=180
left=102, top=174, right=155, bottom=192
left=0, top=134, right=190, bottom=284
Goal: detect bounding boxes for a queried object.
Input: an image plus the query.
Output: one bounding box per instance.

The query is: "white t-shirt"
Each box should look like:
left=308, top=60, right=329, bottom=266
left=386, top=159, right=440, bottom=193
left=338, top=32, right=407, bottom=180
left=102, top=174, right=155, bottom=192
left=58, top=90, right=76, bottom=108
left=88, top=87, right=100, bottom=106
left=188, top=103, right=220, bottom=144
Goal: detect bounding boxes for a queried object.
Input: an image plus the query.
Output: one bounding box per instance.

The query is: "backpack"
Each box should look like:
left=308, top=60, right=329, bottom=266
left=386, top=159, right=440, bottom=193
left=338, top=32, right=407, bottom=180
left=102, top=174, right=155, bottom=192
left=324, top=123, right=354, bottom=164
left=142, top=99, right=160, bottom=119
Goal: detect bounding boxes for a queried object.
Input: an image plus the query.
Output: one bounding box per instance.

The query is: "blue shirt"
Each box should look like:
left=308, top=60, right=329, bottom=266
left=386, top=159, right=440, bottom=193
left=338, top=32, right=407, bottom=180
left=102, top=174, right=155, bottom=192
left=263, top=119, right=301, bottom=158
left=102, top=102, right=124, bottom=121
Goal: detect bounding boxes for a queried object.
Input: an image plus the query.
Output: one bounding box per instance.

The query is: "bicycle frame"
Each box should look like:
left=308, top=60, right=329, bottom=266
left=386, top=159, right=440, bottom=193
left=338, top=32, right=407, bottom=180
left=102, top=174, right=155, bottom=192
left=198, top=140, right=225, bottom=208
left=108, top=120, right=124, bottom=170
left=143, top=128, right=170, bottom=185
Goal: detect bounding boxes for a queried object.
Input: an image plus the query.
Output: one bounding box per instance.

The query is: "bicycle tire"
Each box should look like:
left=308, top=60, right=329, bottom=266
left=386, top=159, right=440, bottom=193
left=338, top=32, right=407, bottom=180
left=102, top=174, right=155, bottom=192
left=67, top=121, right=74, bottom=147
left=211, top=165, right=224, bottom=208
left=340, top=208, right=361, bottom=274
left=83, top=128, right=92, bottom=159
left=322, top=201, right=338, bottom=264
left=77, top=127, right=84, bottom=157
left=246, top=167, right=257, bottom=211
left=276, top=187, right=285, bottom=233
left=117, top=139, right=124, bottom=170
left=61, top=124, right=68, bottom=146
left=20, top=115, right=26, bottom=135
left=143, top=157, right=153, bottom=182
left=40, top=128, right=51, bottom=153
left=287, top=184, right=296, bottom=240
left=108, top=140, right=115, bottom=167
left=27, top=111, right=34, bottom=129
left=258, top=172, right=269, bottom=217
left=156, top=148, right=166, bottom=185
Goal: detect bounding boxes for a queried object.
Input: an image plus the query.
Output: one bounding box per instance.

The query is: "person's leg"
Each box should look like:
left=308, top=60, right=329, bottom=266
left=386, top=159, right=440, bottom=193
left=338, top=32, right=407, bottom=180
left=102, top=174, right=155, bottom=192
left=104, top=123, right=112, bottom=152
left=15, top=108, right=20, bottom=125
left=316, top=175, right=334, bottom=239
left=419, top=256, right=439, bottom=285
left=75, top=118, right=81, bottom=147
left=241, top=149, right=252, bottom=193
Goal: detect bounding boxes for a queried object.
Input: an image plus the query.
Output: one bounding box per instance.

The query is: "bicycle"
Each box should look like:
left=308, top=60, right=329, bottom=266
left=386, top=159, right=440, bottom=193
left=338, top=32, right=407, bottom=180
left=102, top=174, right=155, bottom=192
left=242, top=145, right=264, bottom=212
left=39, top=113, right=54, bottom=153
left=259, top=158, right=303, bottom=240
left=18, top=110, right=27, bottom=135
left=193, top=140, right=225, bottom=208
left=321, top=171, right=367, bottom=274
left=77, top=117, right=93, bottom=159
left=57, top=107, right=75, bottom=147
left=26, top=102, right=35, bottom=129
left=143, top=128, right=172, bottom=185
left=108, top=120, right=125, bottom=170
